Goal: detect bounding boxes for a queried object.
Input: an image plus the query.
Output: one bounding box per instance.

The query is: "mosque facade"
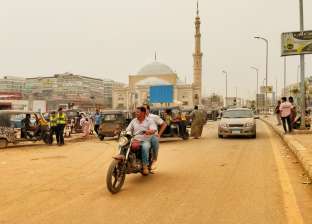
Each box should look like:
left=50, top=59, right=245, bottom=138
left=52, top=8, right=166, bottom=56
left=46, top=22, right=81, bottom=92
left=112, top=4, right=203, bottom=110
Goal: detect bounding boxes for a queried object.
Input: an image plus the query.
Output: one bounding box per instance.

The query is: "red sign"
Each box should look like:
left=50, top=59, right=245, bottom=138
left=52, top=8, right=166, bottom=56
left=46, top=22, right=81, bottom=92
left=0, top=92, right=22, bottom=100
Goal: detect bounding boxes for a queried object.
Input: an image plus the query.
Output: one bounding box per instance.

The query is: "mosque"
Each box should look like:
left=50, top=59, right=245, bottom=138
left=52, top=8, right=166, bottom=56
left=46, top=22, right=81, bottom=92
left=112, top=3, right=203, bottom=110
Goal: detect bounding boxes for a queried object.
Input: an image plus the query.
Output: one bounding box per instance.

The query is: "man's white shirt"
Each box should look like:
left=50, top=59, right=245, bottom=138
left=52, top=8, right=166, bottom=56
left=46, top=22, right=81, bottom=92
left=147, top=113, right=164, bottom=126
left=126, top=117, right=157, bottom=141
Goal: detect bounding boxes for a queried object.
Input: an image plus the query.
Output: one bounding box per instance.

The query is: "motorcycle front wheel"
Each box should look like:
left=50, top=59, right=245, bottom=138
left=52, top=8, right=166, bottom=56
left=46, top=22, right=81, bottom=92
left=106, top=160, right=126, bottom=194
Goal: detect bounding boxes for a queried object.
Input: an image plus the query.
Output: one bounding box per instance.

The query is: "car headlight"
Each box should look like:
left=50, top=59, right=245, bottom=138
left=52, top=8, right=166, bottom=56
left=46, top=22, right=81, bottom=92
left=245, top=122, right=254, bottom=127
left=118, top=136, right=129, bottom=147
left=219, top=123, right=228, bottom=128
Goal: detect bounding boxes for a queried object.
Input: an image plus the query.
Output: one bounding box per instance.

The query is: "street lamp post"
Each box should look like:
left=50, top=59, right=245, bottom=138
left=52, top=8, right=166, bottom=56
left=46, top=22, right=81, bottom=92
left=299, top=0, right=306, bottom=129
left=250, top=66, right=259, bottom=113
left=222, top=70, right=228, bottom=107
left=283, top=57, right=287, bottom=96
left=297, top=65, right=301, bottom=85
left=254, top=36, right=269, bottom=116
left=235, top=87, right=237, bottom=98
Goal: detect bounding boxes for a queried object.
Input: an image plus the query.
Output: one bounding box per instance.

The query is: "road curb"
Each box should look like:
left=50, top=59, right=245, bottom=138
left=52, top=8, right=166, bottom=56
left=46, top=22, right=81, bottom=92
left=261, top=118, right=312, bottom=179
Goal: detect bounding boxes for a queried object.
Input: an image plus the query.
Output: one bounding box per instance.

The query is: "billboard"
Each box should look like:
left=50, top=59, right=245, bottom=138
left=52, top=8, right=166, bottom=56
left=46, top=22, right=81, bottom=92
left=281, top=30, right=312, bottom=56
left=150, top=85, right=173, bottom=103
left=260, top=86, right=273, bottom=94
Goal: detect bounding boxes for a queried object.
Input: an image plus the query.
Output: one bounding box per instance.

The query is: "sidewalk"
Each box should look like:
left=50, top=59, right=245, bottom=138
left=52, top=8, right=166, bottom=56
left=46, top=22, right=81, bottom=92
left=8, top=133, right=96, bottom=148
left=261, top=115, right=312, bottom=180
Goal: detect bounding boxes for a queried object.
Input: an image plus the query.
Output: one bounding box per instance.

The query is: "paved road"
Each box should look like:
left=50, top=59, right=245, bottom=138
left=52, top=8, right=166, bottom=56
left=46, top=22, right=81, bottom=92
left=1, top=121, right=312, bottom=224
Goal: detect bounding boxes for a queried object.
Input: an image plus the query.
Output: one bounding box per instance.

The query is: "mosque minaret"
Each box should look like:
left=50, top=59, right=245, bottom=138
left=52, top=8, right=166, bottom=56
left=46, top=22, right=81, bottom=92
left=193, top=1, right=203, bottom=105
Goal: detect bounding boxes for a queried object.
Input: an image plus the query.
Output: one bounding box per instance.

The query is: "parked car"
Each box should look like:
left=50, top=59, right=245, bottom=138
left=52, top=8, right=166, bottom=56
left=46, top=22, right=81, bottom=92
left=218, top=108, right=257, bottom=138
left=0, top=110, right=52, bottom=149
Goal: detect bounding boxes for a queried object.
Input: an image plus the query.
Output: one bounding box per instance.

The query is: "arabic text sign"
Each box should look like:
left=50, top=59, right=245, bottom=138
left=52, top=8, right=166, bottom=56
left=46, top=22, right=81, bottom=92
left=260, top=86, right=273, bottom=94
left=281, top=31, right=312, bottom=56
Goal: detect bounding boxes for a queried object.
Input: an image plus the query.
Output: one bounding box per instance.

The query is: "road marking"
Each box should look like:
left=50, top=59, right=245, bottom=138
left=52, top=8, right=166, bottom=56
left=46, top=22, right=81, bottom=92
left=264, top=124, right=304, bottom=224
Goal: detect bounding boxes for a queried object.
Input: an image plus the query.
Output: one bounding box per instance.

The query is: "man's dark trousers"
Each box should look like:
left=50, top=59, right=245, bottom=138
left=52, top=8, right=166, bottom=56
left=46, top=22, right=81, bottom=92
left=56, top=124, right=65, bottom=145
left=50, top=126, right=58, bottom=144
left=281, top=116, right=292, bottom=133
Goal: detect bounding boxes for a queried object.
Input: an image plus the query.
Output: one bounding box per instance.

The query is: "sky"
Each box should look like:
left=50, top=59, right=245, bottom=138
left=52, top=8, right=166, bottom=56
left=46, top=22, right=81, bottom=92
left=0, top=0, right=312, bottom=99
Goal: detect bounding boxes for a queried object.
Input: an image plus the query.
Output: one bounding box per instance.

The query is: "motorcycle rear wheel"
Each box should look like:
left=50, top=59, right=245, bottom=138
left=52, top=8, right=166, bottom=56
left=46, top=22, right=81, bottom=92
left=106, top=160, right=126, bottom=194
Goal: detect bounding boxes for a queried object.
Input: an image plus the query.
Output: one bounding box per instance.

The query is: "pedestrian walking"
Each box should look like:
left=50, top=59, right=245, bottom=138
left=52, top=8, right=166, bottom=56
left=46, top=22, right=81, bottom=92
left=49, top=111, right=58, bottom=144
left=279, top=97, right=292, bottom=133
left=94, top=109, right=101, bottom=135
left=190, top=105, right=205, bottom=139
left=56, top=107, right=67, bottom=146
left=288, top=96, right=297, bottom=128
left=80, top=114, right=90, bottom=138
left=275, top=100, right=281, bottom=125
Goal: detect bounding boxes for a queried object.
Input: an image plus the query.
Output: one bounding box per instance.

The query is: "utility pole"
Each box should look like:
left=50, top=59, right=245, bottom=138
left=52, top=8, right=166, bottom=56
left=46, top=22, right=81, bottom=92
left=299, top=0, right=306, bottom=129
left=235, top=87, right=237, bottom=99
left=254, top=36, right=269, bottom=116
left=250, top=66, right=259, bottom=113
left=283, top=57, right=286, bottom=96
left=222, top=70, right=228, bottom=107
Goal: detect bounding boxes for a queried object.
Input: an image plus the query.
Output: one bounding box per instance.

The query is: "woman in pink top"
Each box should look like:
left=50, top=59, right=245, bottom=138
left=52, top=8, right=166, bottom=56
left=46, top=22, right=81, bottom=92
left=80, top=114, right=91, bottom=138
left=279, top=97, right=292, bottom=133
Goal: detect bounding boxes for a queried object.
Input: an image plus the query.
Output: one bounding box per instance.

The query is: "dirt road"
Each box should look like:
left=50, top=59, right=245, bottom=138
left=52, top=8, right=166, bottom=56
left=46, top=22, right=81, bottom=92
left=1, top=121, right=312, bottom=224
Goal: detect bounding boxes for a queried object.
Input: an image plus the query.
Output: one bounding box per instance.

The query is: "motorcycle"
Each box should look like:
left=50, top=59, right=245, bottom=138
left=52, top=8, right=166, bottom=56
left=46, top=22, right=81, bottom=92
left=23, top=125, right=52, bottom=145
left=106, top=131, right=153, bottom=194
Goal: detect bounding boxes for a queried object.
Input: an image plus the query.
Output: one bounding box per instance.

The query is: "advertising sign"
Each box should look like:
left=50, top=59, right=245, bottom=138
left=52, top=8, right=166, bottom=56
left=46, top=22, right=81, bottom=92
left=150, top=85, right=173, bottom=103
left=260, top=86, right=273, bottom=94
left=281, top=30, right=312, bottom=56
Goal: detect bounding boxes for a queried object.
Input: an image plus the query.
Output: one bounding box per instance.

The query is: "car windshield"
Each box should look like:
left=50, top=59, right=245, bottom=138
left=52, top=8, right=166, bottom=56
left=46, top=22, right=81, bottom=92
left=103, top=114, right=118, bottom=121
left=67, top=111, right=78, bottom=117
left=223, top=110, right=253, bottom=118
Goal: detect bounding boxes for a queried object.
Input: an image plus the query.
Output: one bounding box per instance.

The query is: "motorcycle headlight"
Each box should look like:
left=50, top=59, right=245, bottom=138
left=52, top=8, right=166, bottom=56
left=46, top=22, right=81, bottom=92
left=245, top=122, right=254, bottom=127
left=118, top=136, right=129, bottom=147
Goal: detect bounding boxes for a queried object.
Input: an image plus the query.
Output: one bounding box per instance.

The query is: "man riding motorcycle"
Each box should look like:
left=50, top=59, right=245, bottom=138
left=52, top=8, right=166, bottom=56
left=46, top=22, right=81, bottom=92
left=124, top=106, right=157, bottom=175
left=143, top=104, right=167, bottom=170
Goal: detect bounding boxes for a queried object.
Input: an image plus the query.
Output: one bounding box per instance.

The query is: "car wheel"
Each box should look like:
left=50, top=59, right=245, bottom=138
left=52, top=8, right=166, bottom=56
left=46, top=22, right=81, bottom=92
left=218, top=134, right=223, bottom=138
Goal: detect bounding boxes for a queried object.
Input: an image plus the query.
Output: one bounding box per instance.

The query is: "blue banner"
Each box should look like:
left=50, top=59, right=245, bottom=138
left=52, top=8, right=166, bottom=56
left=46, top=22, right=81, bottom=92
left=150, top=85, right=173, bottom=103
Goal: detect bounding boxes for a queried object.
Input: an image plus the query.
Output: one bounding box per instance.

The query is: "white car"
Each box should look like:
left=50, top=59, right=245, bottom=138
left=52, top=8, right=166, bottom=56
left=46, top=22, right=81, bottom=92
left=218, top=108, right=257, bottom=138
